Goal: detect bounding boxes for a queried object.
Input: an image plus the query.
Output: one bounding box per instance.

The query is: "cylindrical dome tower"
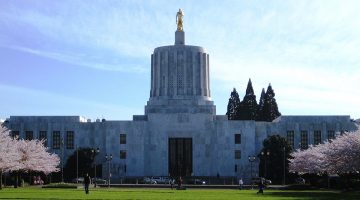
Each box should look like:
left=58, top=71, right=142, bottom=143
left=150, top=38, right=210, bottom=100
left=145, top=17, right=215, bottom=115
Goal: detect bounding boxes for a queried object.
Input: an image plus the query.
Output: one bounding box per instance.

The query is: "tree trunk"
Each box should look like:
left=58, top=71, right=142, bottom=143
left=14, top=171, right=18, bottom=188
left=0, top=170, right=3, bottom=190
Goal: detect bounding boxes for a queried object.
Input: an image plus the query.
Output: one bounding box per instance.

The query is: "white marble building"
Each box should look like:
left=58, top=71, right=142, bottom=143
left=4, top=28, right=357, bottom=183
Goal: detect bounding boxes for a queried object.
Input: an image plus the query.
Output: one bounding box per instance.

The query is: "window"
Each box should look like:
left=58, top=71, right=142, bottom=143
left=327, top=130, right=335, bottom=140
left=235, top=164, right=238, bottom=172
left=120, top=134, right=126, bottom=144
left=314, top=131, right=321, bottom=145
left=235, top=134, right=241, bottom=144
left=11, top=131, right=19, bottom=139
left=25, top=131, right=33, bottom=140
left=53, top=131, right=61, bottom=149
left=66, top=131, right=74, bottom=149
left=235, top=150, right=241, bottom=159
left=300, top=131, right=308, bottom=149
left=120, top=150, right=127, bottom=159
left=39, top=131, right=47, bottom=146
left=286, top=131, right=294, bottom=148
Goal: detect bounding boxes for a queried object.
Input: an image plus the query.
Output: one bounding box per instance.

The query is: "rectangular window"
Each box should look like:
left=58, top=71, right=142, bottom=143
left=235, top=164, right=238, bottom=172
left=11, top=131, right=20, bottom=139
left=120, top=134, right=126, bottom=144
left=235, top=134, right=241, bottom=144
left=25, top=131, right=33, bottom=140
left=39, top=131, right=47, bottom=146
left=66, top=131, right=74, bottom=149
left=300, top=131, right=308, bottom=149
left=314, top=131, right=321, bottom=145
left=235, top=150, right=241, bottom=159
left=120, top=150, right=127, bottom=159
left=328, top=130, right=335, bottom=140
left=286, top=131, right=294, bottom=148
left=52, top=131, right=61, bottom=149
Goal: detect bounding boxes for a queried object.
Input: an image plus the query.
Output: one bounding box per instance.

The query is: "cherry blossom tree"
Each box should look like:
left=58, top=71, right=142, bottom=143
left=15, top=139, right=60, bottom=174
left=0, top=126, right=18, bottom=189
left=1, top=125, right=60, bottom=188
left=289, top=128, right=360, bottom=175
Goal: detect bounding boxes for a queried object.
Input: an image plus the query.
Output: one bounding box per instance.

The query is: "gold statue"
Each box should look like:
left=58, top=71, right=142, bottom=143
left=176, top=9, right=184, bottom=31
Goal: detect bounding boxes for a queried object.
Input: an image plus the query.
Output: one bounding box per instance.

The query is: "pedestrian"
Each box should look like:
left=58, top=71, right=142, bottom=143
left=84, top=173, right=91, bottom=194
left=170, top=178, right=174, bottom=190
left=177, top=176, right=182, bottom=189
left=239, top=178, right=244, bottom=190
left=257, top=178, right=264, bottom=194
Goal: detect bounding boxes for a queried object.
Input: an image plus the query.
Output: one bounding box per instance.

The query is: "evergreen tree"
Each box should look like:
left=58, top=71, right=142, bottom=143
left=226, top=88, right=241, bottom=120
left=256, top=88, right=266, bottom=121
left=258, top=135, right=292, bottom=184
left=262, top=84, right=281, bottom=122
left=239, top=79, right=258, bottom=120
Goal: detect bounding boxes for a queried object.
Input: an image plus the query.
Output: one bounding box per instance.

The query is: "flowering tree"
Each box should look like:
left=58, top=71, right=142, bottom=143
left=0, top=126, right=18, bottom=189
left=0, top=124, right=60, bottom=188
left=289, top=128, right=360, bottom=175
left=15, top=139, right=60, bottom=174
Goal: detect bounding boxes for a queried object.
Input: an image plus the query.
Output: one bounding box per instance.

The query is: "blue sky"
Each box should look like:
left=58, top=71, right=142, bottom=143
left=1, top=0, right=359, bottom=121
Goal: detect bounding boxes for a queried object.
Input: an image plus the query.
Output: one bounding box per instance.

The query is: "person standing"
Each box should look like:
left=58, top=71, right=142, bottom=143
left=239, top=178, right=244, bottom=190
left=84, top=173, right=91, bottom=194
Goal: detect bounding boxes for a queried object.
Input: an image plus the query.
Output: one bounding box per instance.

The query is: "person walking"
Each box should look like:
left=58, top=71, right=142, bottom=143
left=84, top=173, right=91, bottom=194
left=257, top=178, right=264, bottom=194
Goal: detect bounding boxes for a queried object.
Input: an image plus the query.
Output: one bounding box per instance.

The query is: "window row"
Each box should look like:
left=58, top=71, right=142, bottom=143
left=52, top=131, right=75, bottom=149
left=286, top=130, right=339, bottom=149
left=10, top=130, right=75, bottom=149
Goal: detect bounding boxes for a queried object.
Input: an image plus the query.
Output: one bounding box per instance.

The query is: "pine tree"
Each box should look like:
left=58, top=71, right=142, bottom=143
left=256, top=88, right=266, bottom=121
left=262, top=84, right=281, bottom=122
left=239, top=79, right=258, bottom=120
left=226, top=88, right=241, bottom=120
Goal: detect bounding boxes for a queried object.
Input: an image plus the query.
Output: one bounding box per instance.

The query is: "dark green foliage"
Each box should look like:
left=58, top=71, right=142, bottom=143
left=256, top=88, right=266, bottom=121
left=226, top=81, right=281, bottom=121
left=238, top=79, right=258, bottom=120
left=63, top=148, right=100, bottom=181
left=226, top=88, right=241, bottom=120
left=258, top=135, right=293, bottom=184
left=260, top=84, right=281, bottom=122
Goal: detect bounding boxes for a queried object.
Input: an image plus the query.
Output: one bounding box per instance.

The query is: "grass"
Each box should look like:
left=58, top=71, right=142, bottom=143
left=0, top=187, right=359, bottom=200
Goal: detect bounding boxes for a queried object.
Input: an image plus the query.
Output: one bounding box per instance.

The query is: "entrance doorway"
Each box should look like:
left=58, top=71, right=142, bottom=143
left=168, top=138, right=192, bottom=177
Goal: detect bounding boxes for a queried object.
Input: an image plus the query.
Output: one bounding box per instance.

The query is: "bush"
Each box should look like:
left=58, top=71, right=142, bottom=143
left=42, top=183, right=78, bottom=189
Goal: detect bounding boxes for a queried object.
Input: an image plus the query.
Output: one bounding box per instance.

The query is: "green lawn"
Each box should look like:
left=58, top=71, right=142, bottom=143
left=0, top=187, right=359, bottom=200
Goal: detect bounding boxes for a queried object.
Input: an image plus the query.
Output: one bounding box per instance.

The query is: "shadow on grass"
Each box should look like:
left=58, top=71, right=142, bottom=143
left=267, top=190, right=360, bottom=200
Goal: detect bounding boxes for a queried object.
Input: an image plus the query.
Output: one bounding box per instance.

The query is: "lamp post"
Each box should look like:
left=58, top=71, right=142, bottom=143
left=91, top=148, right=100, bottom=187
left=61, top=137, right=64, bottom=183
left=248, top=155, right=256, bottom=189
left=76, top=145, right=78, bottom=184
left=260, top=151, right=270, bottom=178
left=283, top=146, right=286, bottom=185
left=105, top=154, right=112, bottom=188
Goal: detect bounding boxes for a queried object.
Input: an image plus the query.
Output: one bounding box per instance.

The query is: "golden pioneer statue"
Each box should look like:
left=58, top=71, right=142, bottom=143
left=176, top=9, right=184, bottom=31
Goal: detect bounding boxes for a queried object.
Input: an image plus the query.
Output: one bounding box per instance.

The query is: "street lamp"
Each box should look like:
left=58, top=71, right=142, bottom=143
left=91, top=148, right=100, bottom=187
left=61, top=137, right=64, bottom=183
left=283, top=146, right=286, bottom=185
left=260, top=151, right=270, bottom=178
left=248, top=155, right=256, bottom=189
left=105, top=154, right=112, bottom=188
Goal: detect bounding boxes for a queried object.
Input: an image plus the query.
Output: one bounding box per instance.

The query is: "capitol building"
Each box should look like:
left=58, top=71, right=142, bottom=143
left=4, top=12, right=357, bottom=183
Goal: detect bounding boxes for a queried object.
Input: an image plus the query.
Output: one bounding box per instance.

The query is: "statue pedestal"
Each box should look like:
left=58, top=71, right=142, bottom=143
left=175, top=31, right=185, bottom=45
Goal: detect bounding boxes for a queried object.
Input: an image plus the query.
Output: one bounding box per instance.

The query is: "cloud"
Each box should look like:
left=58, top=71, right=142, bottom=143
left=4, top=45, right=148, bottom=73
left=0, top=84, right=142, bottom=120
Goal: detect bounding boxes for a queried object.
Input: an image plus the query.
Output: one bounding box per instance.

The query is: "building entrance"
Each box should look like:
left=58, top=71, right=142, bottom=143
left=168, top=138, right=192, bottom=177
